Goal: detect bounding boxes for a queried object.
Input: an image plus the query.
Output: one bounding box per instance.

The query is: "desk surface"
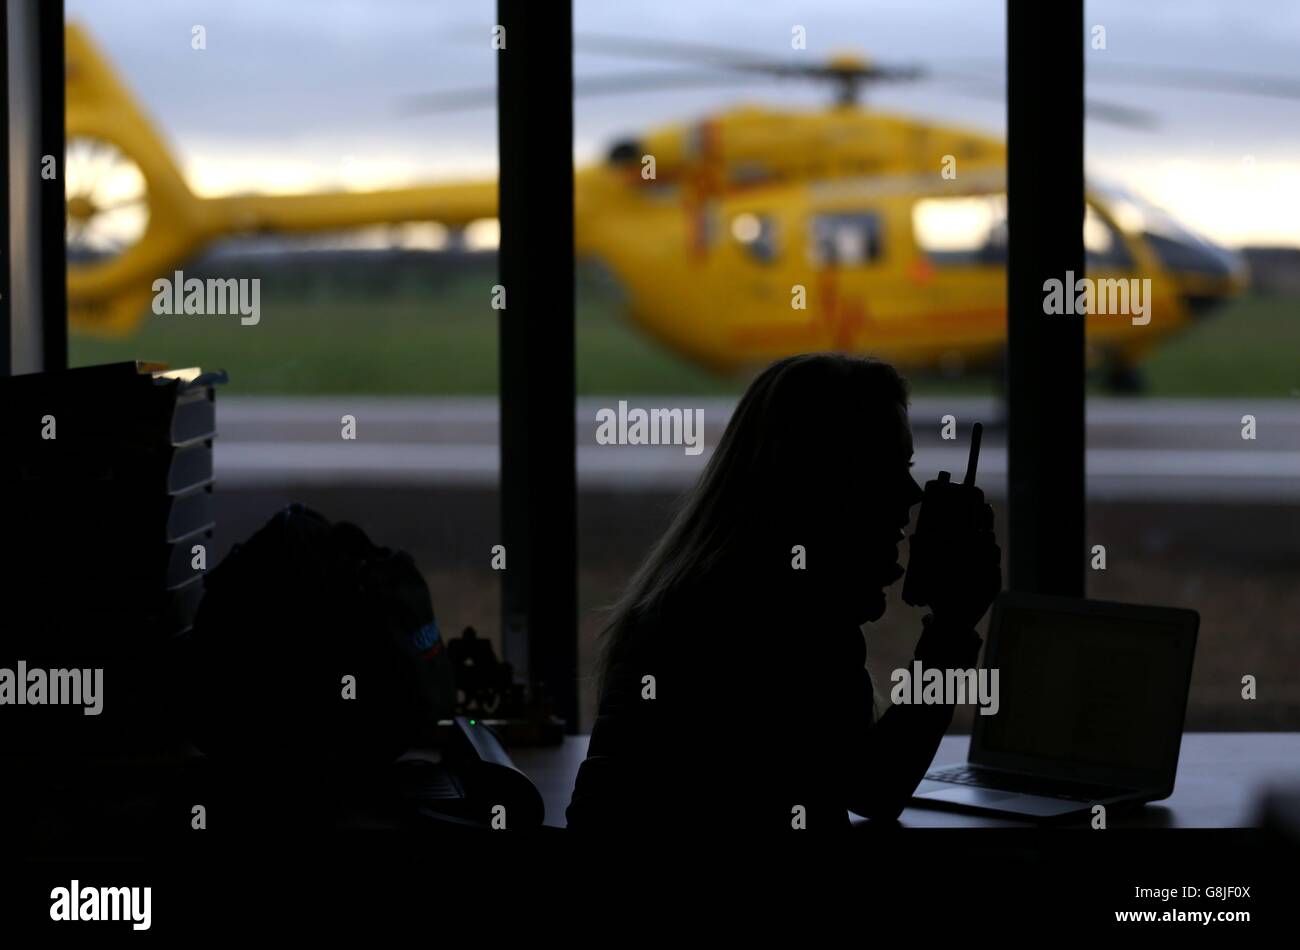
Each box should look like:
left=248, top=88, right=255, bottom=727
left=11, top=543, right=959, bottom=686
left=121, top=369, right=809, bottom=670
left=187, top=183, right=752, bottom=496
left=511, top=732, right=1300, bottom=829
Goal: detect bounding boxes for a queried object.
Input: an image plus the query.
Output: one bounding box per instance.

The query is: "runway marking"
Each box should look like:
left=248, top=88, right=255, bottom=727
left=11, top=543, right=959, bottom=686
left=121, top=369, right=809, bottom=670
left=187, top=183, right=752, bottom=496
left=213, top=441, right=1300, bottom=498
left=210, top=397, right=1300, bottom=497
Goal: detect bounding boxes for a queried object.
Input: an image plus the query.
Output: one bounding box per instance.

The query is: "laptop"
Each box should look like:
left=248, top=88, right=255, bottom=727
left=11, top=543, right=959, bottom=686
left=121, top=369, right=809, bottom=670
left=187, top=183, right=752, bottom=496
left=911, top=592, right=1199, bottom=820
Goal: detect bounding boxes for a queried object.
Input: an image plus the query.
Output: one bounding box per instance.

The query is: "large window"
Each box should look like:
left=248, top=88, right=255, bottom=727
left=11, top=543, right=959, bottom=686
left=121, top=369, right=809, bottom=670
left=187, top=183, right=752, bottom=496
left=1083, top=0, right=1299, bottom=730
left=570, top=1, right=1010, bottom=731
left=64, top=0, right=506, bottom=672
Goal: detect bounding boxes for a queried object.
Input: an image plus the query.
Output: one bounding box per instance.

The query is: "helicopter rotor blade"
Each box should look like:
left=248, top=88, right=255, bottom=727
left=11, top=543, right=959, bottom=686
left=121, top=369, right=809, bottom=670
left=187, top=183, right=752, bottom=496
left=398, top=88, right=496, bottom=114
left=1082, top=99, right=1159, bottom=130
left=575, top=32, right=815, bottom=71
left=935, top=80, right=1158, bottom=129
left=576, top=31, right=925, bottom=82
left=401, top=67, right=1152, bottom=124
left=402, top=38, right=1289, bottom=120
left=576, top=38, right=1300, bottom=100
left=399, top=69, right=783, bottom=115
left=943, top=58, right=1300, bottom=102
left=1087, top=64, right=1300, bottom=101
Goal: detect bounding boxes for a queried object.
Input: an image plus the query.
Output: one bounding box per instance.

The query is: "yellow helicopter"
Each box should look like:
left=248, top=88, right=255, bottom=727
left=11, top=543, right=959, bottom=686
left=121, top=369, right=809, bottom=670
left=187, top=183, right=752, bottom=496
left=66, top=23, right=1252, bottom=390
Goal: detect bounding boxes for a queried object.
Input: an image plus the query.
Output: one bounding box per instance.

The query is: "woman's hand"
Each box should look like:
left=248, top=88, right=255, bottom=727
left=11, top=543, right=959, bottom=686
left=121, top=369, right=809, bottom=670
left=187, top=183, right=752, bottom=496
left=926, top=502, right=1002, bottom=631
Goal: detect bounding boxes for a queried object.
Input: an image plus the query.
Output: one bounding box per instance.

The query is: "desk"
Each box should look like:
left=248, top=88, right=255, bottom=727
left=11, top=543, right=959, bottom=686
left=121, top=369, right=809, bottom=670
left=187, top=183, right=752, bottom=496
left=511, top=732, right=1300, bottom=829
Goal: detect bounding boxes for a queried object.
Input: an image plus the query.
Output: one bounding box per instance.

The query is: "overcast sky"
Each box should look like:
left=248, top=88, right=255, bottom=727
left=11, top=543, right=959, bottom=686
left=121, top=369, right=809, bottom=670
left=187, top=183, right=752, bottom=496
left=66, top=0, right=1300, bottom=246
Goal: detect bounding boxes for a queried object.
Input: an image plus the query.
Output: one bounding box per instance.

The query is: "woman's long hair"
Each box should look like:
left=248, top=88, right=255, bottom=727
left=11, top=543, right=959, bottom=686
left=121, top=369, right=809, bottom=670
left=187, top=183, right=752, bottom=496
left=592, top=353, right=909, bottom=697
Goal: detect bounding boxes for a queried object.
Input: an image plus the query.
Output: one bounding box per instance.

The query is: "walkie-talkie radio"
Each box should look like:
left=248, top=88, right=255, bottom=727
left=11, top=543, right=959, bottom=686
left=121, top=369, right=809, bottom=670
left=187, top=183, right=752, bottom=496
left=902, top=421, right=985, bottom=608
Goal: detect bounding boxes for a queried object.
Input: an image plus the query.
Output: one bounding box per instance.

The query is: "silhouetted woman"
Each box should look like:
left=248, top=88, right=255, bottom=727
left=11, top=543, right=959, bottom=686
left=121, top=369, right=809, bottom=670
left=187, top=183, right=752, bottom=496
left=566, top=353, right=1000, bottom=832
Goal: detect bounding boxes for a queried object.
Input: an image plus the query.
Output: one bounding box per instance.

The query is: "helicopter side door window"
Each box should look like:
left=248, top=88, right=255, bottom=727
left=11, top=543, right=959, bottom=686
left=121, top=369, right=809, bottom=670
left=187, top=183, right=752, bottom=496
left=810, top=212, right=883, bottom=267
left=913, top=196, right=1135, bottom=271
left=912, top=195, right=1007, bottom=266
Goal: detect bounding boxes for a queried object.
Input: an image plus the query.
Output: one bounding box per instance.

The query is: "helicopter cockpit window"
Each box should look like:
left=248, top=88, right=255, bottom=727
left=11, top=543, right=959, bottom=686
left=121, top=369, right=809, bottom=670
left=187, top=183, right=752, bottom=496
left=1084, top=204, right=1134, bottom=270
left=730, top=212, right=778, bottom=264
left=606, top=139, right=643, bottom=164
left=809, top=212, right=883, bottom=266
left=911, top=194, right=1007, bottom=265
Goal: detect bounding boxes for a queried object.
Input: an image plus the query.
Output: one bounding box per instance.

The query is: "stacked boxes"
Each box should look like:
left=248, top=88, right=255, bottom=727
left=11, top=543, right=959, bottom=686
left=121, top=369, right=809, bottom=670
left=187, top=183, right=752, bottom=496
left=0, top=361, right=226, bottom=754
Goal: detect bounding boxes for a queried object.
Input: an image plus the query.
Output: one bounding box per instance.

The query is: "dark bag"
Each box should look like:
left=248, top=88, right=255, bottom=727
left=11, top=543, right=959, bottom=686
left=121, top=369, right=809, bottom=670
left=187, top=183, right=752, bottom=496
left=189, top=504, right=454, bottom=765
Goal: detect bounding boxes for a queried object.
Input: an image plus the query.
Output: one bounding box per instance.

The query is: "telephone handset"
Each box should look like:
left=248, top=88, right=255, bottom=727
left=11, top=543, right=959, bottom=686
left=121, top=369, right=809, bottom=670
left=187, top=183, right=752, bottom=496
left=901, top=422, right=984, bottom=609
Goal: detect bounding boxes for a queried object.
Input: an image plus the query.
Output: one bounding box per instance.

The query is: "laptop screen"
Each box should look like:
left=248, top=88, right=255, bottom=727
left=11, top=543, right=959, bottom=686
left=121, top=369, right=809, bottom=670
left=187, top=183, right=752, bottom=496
left=972, top=597, right=1197, bottom=786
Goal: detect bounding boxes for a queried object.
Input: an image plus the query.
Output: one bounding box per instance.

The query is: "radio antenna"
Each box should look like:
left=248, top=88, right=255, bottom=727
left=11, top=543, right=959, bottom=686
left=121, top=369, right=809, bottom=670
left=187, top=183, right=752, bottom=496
left=963, top=422, right=983, bottom=487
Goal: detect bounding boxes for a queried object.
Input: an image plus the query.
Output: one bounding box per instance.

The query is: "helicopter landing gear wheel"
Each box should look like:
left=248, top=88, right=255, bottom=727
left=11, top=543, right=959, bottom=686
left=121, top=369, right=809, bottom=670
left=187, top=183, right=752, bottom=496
left=1101, top=358, right=1148, bottom=395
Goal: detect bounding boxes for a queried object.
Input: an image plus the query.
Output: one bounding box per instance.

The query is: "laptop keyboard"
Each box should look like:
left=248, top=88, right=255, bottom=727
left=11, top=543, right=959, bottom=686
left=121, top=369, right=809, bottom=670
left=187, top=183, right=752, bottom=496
left=393, top=760, right=465, bottom=801
left=924, top=764, right=1129, bottom=802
